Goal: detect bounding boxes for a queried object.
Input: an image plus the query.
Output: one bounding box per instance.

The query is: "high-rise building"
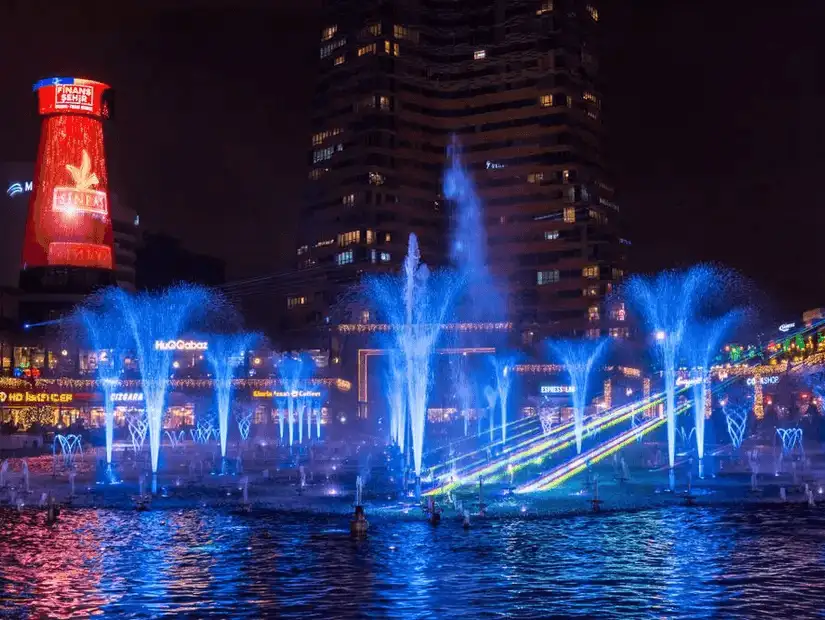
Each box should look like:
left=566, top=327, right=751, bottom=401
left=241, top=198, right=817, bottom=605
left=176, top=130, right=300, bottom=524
left=293, top=0, right=626, bottom=339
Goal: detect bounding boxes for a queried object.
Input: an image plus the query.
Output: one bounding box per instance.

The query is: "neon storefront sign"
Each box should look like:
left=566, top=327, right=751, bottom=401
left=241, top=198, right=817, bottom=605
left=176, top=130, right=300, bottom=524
left=154, top=340, right=209, bottom=351
left=746, top=375, right=779, bottom=386
left=541, top=385, right=576, bottom=394
left=111, top=392, right=144, bottom=402
left=6, top=181, right=33, bottom=198
left=0, top=391, right=73, bottom=404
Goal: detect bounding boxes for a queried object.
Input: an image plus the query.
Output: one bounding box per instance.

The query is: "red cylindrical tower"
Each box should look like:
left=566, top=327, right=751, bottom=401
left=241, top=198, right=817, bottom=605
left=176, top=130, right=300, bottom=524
left=21, top=77, right=116, bottom=288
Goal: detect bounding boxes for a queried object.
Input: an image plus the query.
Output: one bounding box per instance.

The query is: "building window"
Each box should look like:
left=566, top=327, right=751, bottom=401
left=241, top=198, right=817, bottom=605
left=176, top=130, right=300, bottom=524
left=537, top=1, right=553, bottom=15
left=384, top=233, right=392, bottom=242
left=297, top=245, right=308, bottom=256
left=528, top=172, right=544, bottom=184
left=336, top=250, right=354, bottom=265
left=474, top=49, right=486, bottom=60
left=393, top=43, right=400, bottom=56
left=612, top=268, right=625, bottom=280
left=321, top=25, right=337, bottom=41
left=583, top=265, right=599, bottom=279
left=369, top=172, right=385, bottom=185
left=562, top=169, right=571, bottom=183
left=539, top=94, right=553, bottom=107
left=313, top=146, right=335, bottom=163
left=343, top=194, right=355, bottom=207
left=393, top=24, right=409, bottom=39
left=366, top=23, right=381, bottom=36
left=320, top=38, right=346, bottom=59
left=586, top=4, right=599, bottom=21
left=378, top=95, right=391, bottom=111
left=366, top=229, right=375, bottom=244
left=358, top=44, right=376, bottom=57
left=309, top=168, right=328, bottom=181
left=287, top=296, right=307, bottom=309
left=315, top=238, right=334, bottom=248
left=312, top=128, right=342, bottom=146
left=584, top=285, right=599, bottom=297
left=588, top=306, right=600, bottom=322
left=586, top=328, right=600, bottom=339
left=537, top=269, right=559, bottom=285
left=380, top=252, right=391, bottom=262
left=563, top=207, right=576, bottom=223
left=544, top=230, right=559, bottom=241
left=338, top=230, right=360, bottom=247
left=609, top=328, right=628, bottom=339
left=610, top=303, right=626, bottom=321
left=334, top=55, right=345, bottom=66
left=583, top=91, right=599, bottom=106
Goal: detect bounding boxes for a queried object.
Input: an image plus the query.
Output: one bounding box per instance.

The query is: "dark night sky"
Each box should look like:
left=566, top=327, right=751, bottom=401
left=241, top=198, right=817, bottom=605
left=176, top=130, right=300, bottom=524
left=1, top=0, right=823, bottom=316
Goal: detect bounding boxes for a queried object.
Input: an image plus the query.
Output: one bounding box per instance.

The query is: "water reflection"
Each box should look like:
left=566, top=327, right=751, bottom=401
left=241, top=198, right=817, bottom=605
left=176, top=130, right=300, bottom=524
left=2, top=506, right=824, bottom=617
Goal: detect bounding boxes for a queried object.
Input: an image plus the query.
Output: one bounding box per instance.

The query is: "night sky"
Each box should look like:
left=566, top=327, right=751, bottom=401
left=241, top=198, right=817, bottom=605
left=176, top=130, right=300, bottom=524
left=1, top=0, right=822, bottom=317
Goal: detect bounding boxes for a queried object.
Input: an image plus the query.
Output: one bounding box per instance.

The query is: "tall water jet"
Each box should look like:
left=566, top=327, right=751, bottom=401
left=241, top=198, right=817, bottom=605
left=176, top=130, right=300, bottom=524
left=364, top=234, right=460, bottom=480
left=277, top=353, right=315, bottom=445
left=205, top=333, right=256, bottom=462
left=490, top=354, right=519, bottom=445
left=105, top=285, right=213, bottom=475
left=450, top=355, right=473, bottom=436
left=685, top=312, right=741, bottom=465
left=624, top=266, right=725, bottom=469
left=75, top=304, right=126, bottom=472
left=546, top=338, right=609, bottom=454
left=385, top=348, right=407, bottom=451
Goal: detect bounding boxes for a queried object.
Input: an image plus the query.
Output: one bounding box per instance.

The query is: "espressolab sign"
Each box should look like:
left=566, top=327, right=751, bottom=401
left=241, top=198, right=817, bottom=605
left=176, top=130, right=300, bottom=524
left=0, top=391, right=73, bottom=404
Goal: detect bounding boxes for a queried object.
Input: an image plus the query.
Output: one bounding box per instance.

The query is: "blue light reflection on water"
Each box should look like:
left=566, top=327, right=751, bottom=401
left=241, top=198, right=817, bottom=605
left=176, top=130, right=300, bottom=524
left=2, top=506, right=825, bottom=618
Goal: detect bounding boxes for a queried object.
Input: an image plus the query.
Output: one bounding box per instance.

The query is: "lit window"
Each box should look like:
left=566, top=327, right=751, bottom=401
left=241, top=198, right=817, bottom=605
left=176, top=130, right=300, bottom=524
left=321, top=25, right=337, bottom=41
left=336, top=250, right=354, bottom=265
left=360, top=310, right=370, bottom=324
left=309, top=168, right=328, bottom=180
left=586, top=4, right=599, bottom=22
left=539, top=94, right=553, bottom=107
left=334, top=55, right=345, bottom=66
left=315, top=239, right=334, bottom=247
left=338, top=230, right=361, bottom=246
left=586, top=328, right=600, bottom=339
left=563, top=207, right=576, bottom=223
left=583, top=91, right=599, bottom=106
left=544, top=230, right=559, bottom=241
left=297, top=245, right=308, bottom=256
left=537, top=269, right=559, bottom=285
left=343, top=194, right=355, bottom=207
left=385, top=40, right=391, bottom=54
left=393, top=43, right=400, bottom=56
left=528, top=172, right=544, bottom=184
left=612, top=268, right=625, bottom=280
left=313, top=146, right=335, bottom=163
left=320, top=38, right=346, bottom=59
left=384, top=233, right=392, bottom=242
left=537, top=1, right=553, bottom=15
left=583, top=285, right=599, bottom=297
left=380, top=252, right=391, bottom=262
left=378, top=95, right=391, bottom=111
left=562, top=169, right=571, bottom=183
left=358, top=44, right=376, bottom=57
left=588, top=306, right=600, bottom=322
left=312, top=127, right=342, bottom=146
left=393, top=24, right=409, bottom=39
left=583, top=265, right=599, bottom=279
left=367, top=23, right=381, bottom=36
left=609, top=328, right=628, bottom=339
left=366, top=229, right=375, bottom=244
left=369, top=172, right=385, bottom=185
left=610, top=303, right=626, bottom=321
left=474, top=49, right=486, bottom=60
left=287, top=296, right=307, bottom=309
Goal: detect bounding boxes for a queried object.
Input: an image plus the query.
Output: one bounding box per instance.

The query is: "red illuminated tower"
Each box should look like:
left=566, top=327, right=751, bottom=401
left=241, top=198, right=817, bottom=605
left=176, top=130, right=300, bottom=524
left=21, top=77, right=116, bottom=291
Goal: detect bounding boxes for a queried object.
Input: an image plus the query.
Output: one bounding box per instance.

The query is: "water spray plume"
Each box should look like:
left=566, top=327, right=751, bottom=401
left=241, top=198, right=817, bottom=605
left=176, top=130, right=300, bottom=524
left=546, top=338, right=609, bottom=454
left=276, top=353, right=316, bottom=445
left=206, top=333, right=257, bottom=459
left=491, top=354, right=520, bottom=445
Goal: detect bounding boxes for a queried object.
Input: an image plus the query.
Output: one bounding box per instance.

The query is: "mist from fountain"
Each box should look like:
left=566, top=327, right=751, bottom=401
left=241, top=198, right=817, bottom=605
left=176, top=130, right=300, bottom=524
left=491, top=354, right=519, bottom=445
left=277, top=353, right=316, bottom=445
left=546, top=338, right=609, bottom=454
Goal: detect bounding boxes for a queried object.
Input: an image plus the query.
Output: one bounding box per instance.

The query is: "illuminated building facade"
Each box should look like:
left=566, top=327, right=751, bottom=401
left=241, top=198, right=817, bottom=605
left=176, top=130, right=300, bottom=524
left=21, top=77, right=116, bottom=293
left=292, top=0, right=626, bottom=340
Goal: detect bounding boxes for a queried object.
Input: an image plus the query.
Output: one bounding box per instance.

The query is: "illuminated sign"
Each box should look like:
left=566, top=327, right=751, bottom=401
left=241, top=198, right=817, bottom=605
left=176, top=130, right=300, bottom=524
left=34, top=78, right=111, bottom=118
left=779, top=323, right=796, bottom=333
left=112, top=392, right=144, bottom=402
left=676, top=377, right=702, bottom=387
left=154, top=340, right=209, bottom=351
left=541, top=385, right=576, bottom=394
left=55, top=83, right=95, bottom=113
left=0, top=391, right=73, bottom=404
left=746, top=375, right=779, bottom=386
left=52, top=151, right=108, bottom=217
left=253, top=390, right=322, bottom=399
left=6, top=181, right=33, bottom=198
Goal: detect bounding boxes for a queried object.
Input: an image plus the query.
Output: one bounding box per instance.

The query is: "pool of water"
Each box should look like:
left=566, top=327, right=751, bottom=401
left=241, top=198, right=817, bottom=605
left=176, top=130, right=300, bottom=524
left=2, top=505, right=824, bottom=618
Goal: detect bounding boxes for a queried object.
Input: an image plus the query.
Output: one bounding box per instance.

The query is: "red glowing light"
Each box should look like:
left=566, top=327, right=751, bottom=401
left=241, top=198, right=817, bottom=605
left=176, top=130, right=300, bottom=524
left=22, top=78, right=115, bottom=271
